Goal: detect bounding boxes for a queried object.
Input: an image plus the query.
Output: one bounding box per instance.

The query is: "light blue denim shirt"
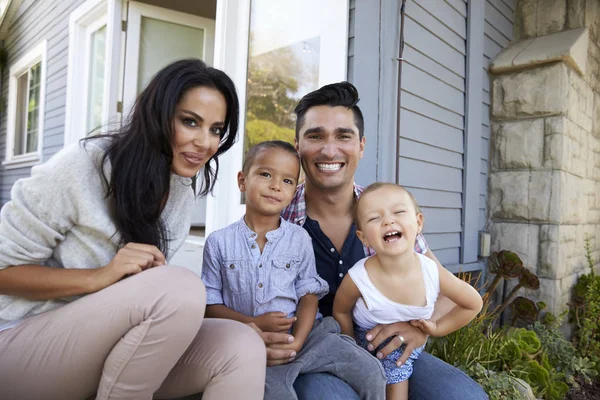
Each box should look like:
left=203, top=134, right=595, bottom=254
left=202, top=217, right=329, bottom=319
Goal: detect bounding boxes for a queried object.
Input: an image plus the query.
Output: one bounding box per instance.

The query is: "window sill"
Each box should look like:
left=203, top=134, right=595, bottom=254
left=2, top=153, right=42, bottom=170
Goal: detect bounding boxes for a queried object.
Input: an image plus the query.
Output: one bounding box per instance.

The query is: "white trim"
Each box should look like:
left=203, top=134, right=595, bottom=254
left=3, top=40, right=47, bottom=168
left=105, top=0, right=123, bottom=125
left=122, top=1, right=216, bottom=116
left=206, top=0, right=349, bottom=235
left=64, top=0, right=116, bottom=146
left=206, top=0, right=251, bottom=235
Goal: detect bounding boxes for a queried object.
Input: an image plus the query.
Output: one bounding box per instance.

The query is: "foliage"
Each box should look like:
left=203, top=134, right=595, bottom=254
left=509, top=297, right=541, bottom=327
left=428, top=242, right=600, bottom=399
left=533, top=320, right=598, bottom=385
left=570, top=237, right=600, bottom=373
left=244, top=119, right=295, bottom=154
left=466, top=363, right=530, bottom=400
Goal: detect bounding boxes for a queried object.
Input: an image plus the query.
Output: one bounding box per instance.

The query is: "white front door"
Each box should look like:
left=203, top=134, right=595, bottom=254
left=122, top=1, right=215, bottom=226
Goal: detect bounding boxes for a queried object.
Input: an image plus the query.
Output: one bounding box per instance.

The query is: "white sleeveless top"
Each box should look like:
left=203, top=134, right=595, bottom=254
left=348, top=253, right=440, bottom=330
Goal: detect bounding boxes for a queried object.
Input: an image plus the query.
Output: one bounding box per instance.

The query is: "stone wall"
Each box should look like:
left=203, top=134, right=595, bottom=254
left=488, top=0, right=600, bottom=314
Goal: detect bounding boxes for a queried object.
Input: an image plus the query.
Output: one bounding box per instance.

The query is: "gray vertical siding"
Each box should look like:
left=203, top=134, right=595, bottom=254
left=480, top=0, right=515, bottom=231
left=398, top=0, right=467, bottom=267
left=0, top=0, right=86, bottom=206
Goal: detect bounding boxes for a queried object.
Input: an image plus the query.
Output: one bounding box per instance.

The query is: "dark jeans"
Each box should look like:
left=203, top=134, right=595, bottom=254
left=267, top=317, right=385, bottom=400
left=294, top=351, right=488, bottom=400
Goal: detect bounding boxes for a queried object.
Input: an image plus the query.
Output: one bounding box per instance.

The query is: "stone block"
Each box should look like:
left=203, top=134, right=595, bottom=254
left=544, top=117, right=590, bottom=177
left=538, top=273, right=579, bottom=315
left=550, top=171, right=587, bottom=224
left=567, top=0, right=586, bottom=29
left=490, top=171, right=554, bottom=222
left=537, top=0, right=567, bottom=36
left=567, top=69, right=594, bottom=130
left=593, top=93, right=600, bottom=138
left=491, top=119, right=544, bottom=170
left=491, top=222, right=540, bottom=271
left=538, top=224, right=589, bottom=279
left=515, top=0, right=539, bottom=39
left=492, top=64, right=568, bottom=118
left=491, top=28, right=588, bottom=76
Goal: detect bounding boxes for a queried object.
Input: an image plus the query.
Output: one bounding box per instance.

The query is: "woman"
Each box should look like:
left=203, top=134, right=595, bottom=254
left=0, top=59, right=266, bottom=400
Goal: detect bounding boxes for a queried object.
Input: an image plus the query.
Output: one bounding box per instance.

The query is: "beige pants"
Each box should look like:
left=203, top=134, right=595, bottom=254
left=0, top=266, right=266, bottom=400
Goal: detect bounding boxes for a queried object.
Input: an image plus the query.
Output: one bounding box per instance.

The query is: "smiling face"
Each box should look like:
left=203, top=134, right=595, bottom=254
left=170, top=86, right=227, bottom=177
left=295, top=105, right=365, bottom=192
left=238, top=147, right=300, bottom=217
left=356, top=185, right=423, bottom=257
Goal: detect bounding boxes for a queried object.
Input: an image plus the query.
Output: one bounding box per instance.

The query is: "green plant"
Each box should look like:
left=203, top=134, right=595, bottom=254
left=509, top=297, right=543, bottom=326
left=496, top=269, right=540, bottom=316
left=484, top=250, right=526, bottom=297
left=532, top=321, right=597, bottom=385
left=570, top=238, right=600, bottom=372
left=467, top=363, right=530, bottom=400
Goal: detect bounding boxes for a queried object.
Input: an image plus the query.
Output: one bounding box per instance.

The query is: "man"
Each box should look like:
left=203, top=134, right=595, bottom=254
left=275, top=82, right=487, bottom=399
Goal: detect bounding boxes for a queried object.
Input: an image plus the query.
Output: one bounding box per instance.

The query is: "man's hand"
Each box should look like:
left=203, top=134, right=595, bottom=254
left=366, top=321, right=428, bottom=366
left=410, top=319, right=438, bottom=336
left=247, top=322, right=297, bottom=366
left=253, top=311, right=296, bottom=333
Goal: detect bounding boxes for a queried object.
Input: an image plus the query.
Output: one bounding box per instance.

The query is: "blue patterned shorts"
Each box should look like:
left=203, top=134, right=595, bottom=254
left=354, top=326, right=425, bottom=384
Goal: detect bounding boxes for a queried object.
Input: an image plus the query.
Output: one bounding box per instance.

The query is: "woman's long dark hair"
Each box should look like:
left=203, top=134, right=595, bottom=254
left=85, top=59, right=239, bottom=255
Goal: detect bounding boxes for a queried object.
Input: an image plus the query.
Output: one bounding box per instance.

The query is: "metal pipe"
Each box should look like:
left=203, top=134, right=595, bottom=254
left=395, top=0, right=408, bottom=184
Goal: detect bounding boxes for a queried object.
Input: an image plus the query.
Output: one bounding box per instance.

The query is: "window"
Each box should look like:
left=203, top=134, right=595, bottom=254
left=206, top=0, right=348, bottom=233
left=4, top=41, right=47, bottom=169
left=243, top=0, right=347, bottom=154
left=64, top=0, right=114, bottom=145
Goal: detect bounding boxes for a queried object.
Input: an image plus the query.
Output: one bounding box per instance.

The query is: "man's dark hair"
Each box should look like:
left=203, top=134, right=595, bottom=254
left=294, top=81, right=364, bottom=140
left=243, top=140, right=300, bottom=175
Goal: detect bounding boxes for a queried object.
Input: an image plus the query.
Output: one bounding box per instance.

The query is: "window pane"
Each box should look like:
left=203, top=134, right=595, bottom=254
left=87, top=24, right=107, bottom=133
left=138, top=17, right=204, bottom=93
left=25, top=62, right=41, bottom=154
left=244, top=0, right=322, bottom=155
left=14, top=73, right=28, bottom=155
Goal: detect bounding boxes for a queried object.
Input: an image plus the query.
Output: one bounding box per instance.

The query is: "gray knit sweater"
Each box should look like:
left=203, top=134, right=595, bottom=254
left=0, top=140, right=194, bottom=326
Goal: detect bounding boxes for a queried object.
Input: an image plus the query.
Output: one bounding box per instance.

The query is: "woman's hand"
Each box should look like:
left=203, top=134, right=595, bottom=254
left=89, top=243, right=166, bottom=292
left=247, top=322, right=297, bottom=366
left=366, top=321, right=428, bottom=366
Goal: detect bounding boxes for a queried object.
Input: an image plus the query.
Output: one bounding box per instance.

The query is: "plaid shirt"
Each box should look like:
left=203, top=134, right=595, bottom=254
left=281, top=182, right=429, bottom=256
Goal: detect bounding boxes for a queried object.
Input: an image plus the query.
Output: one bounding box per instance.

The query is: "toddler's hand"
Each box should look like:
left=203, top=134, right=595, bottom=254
left=410, top=319, right=437, bottom=336
left=254, top=312, right=296, bottom=333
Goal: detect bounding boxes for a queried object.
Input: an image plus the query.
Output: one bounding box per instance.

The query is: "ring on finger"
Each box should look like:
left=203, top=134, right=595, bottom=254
left=397, top=335, right=405, bottom=344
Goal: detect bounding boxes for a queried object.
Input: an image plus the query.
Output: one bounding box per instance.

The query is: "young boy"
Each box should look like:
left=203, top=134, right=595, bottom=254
left=201, top=141, right=386, bottom=400
left=333, top=183, right=483, bottom=400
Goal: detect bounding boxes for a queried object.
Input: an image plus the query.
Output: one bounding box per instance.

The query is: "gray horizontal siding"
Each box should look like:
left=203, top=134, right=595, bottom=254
left=399, top=0, right=466, bottom=267
left=480, top=0, right=514, bottom=230
left=0, top=0, right=86, bottom=206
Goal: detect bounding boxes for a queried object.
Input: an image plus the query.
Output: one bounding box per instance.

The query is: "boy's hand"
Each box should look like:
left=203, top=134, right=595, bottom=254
left=253, top=312, right=296, bottom=333
left=410, top=319, right=438, bottom=336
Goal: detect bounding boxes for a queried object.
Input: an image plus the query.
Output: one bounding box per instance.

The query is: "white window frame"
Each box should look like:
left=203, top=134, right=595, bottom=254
left=206, top=0, right=349, bottom=235
left=3, top=40, right=47, bottom=169
left=64, top=0, right=121, bottom=146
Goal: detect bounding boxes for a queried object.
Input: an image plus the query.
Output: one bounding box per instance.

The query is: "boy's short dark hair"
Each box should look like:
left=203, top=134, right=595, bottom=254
left=294, top=81, right=364, bottom=140
left=242, top=140, right=300, bottom=175
left=355, top=182, right=421, bottom=229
